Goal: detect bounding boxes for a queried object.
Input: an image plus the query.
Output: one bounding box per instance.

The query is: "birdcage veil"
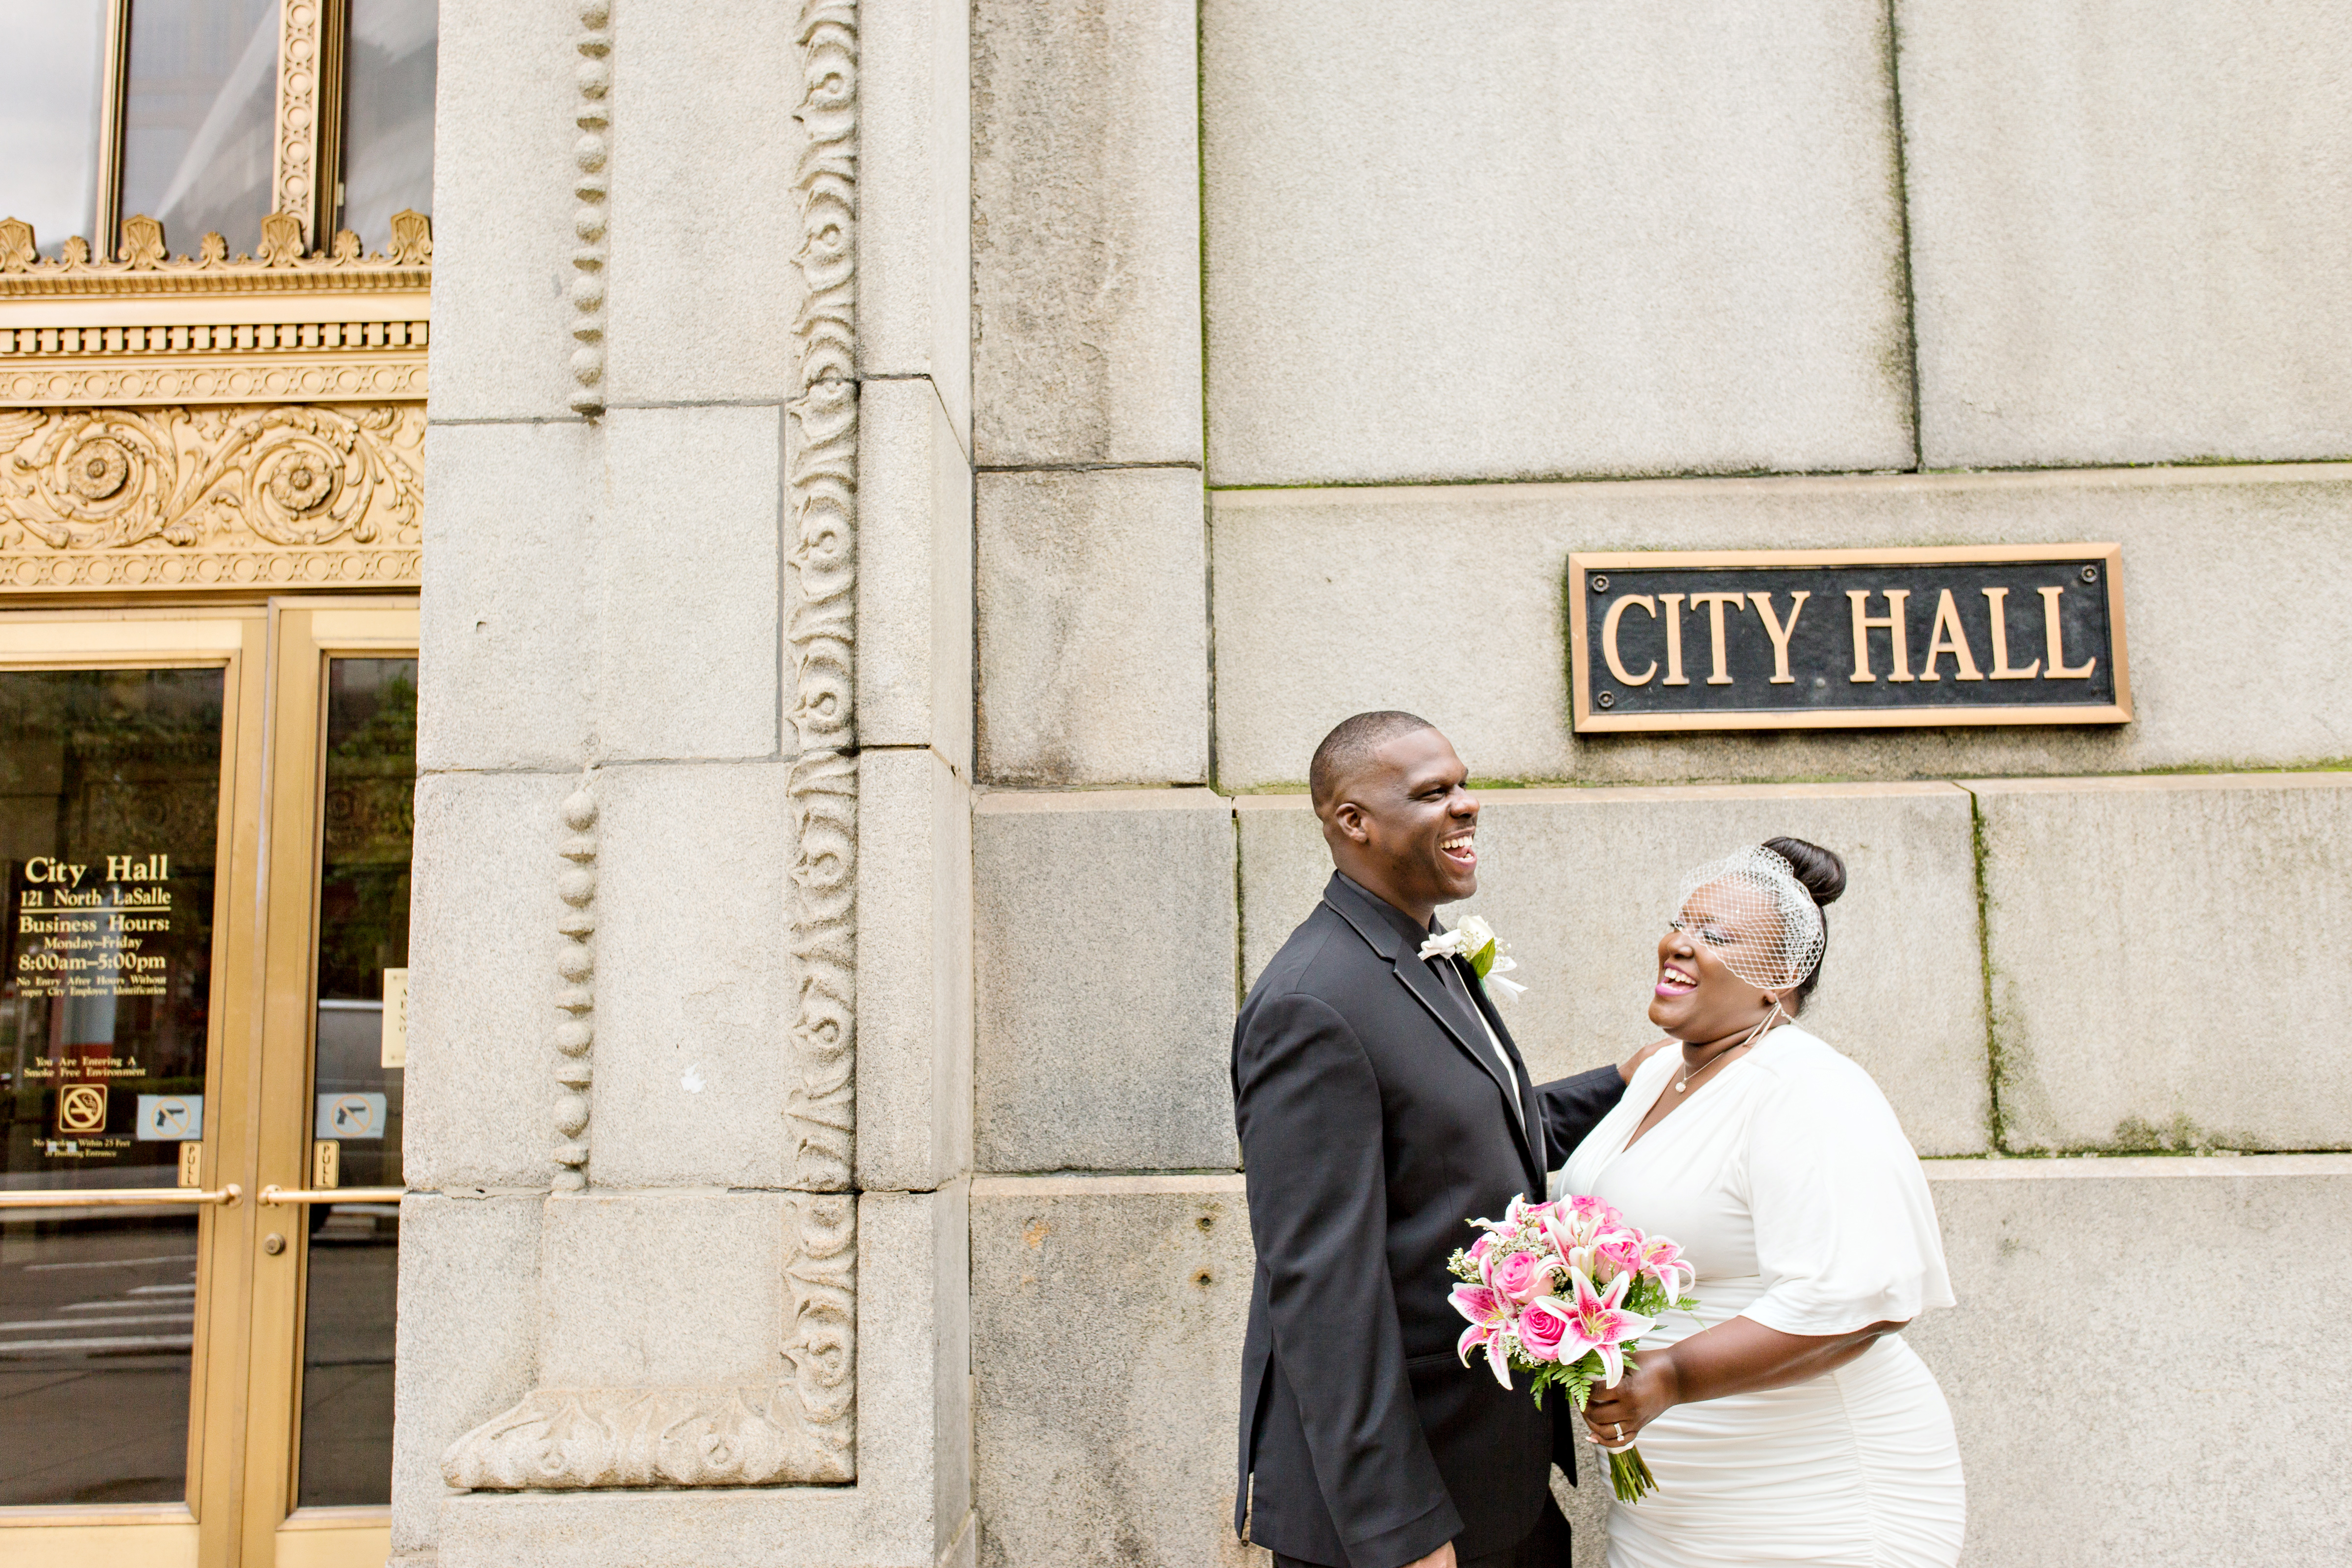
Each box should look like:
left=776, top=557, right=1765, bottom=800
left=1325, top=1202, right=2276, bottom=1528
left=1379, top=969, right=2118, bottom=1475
left=1668, top=845, right=1826, bottom=993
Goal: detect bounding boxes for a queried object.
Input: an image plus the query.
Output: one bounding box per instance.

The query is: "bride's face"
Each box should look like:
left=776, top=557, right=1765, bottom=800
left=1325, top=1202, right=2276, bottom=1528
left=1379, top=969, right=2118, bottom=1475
left=1648, top=883, right=1783, bottom=1042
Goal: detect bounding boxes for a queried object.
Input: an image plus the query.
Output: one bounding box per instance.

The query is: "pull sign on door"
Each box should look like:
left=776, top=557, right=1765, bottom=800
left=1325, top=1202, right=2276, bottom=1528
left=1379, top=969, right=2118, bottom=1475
left=1568, top=544, right=2131, bottom=733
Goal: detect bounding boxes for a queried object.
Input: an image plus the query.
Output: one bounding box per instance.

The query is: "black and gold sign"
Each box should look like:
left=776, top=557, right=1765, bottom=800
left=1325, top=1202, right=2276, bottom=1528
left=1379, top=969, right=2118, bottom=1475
left=1568, top=545, right=2131, bottom=733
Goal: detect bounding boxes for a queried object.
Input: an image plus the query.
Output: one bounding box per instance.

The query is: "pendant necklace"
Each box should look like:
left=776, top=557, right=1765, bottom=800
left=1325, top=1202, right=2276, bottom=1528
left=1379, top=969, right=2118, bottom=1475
left=1673, top=1003, right=1784, bottom=1094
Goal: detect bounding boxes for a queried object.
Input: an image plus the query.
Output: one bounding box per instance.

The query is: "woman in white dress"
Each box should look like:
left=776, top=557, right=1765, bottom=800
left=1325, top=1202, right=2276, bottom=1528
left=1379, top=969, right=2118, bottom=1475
left=1558, top=838, right=1963, bottom=1568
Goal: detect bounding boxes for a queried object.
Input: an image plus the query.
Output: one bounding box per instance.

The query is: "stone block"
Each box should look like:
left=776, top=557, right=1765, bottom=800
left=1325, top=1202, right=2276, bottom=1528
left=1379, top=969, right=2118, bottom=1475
left=427, top=0, right=582, bottom=422
left=974, top=791, right=1238, bottom=1173
left=1209, top=466, right=2352, bottom=789
left=1971, top=773, right=2352, bottom=1152
left=978, top=467, right=1208, bottom=786
left=585, top=762, right=804, bottom=1189
left=1897, top=0, right=2352, bottom=469
left=538, top=1192, right=803, bottom=1388
left=859, top=1186, right=974, bottom=1564
left=594, top=405, right=781, bottom=763
left=418, top=421, right=595, bottom=772
left=406, top=772, right=575, bottom=1190
left=1911, top=1157, right=2352, bottom=1565
left=602, top=0, right=806, bottom=405
left=389, top=1194, right=541, bottom=1558
left=437, top=1188, right=970, bottom=1568
left=858, top=378, right=974, bottom=763
left=1240, top=784, right=1991, bottom=1157
left=861, top=0, right=973, bottom=443
left=972, top=0, right=1202, bottom=466
left=857, top=748, right=974, bottom=1193
left=1201, top=0, right=1912, bottom=486
left=969, top=1176, right=1264, bottom=1568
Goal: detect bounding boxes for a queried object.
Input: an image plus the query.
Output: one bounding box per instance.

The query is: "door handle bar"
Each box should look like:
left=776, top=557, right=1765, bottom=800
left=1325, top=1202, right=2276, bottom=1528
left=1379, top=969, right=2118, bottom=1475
left=0, top=1184, right=241, bottom=1208
left=258, top=1185, right=404, bottom=1204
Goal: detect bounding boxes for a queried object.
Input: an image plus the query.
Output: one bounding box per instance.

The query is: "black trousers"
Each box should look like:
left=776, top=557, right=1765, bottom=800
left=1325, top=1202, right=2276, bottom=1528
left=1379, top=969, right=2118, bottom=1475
left=1272, top=1492, right=1571, bottom=1568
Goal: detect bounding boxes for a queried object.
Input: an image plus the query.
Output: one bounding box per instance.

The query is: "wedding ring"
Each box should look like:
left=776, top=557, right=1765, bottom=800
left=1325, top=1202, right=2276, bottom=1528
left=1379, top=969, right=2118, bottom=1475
left=1613, top=1423, right=1624, bottom=1442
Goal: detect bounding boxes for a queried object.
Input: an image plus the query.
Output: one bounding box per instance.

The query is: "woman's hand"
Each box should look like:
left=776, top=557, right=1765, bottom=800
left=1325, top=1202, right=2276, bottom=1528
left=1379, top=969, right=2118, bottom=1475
left=1580, top=1349, right=1681, bottom=1447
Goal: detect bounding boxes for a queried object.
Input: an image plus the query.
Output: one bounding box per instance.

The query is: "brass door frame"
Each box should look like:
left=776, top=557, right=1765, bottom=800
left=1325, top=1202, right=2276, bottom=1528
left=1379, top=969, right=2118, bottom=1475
left=239, top=599, right=414, bottom=1568
left=0, top=607, right=265, bottom=1568
left=0, top=599, right=414, bottom=1568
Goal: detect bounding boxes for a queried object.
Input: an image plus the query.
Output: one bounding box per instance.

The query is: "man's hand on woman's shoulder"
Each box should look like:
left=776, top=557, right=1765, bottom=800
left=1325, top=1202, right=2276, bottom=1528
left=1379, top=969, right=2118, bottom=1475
left=1620, top=1038, right=1675, bottom=1082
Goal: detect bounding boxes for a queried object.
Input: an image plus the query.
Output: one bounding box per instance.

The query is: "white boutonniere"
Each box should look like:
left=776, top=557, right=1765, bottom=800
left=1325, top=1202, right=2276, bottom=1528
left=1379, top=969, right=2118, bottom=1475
left=1419, top=913, right=1528, bottom=999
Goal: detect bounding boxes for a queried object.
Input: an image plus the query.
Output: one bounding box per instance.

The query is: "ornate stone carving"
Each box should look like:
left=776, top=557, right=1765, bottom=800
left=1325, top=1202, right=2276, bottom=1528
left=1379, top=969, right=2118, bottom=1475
left=784, top=0, right=860, bottom=1193
left=439, top=0, right=864, bottom=1498
left=275, top=1, right=325, bottom=241
left=568, top=1, right=613, bottom=413
left=0, top=213, right=431, bottom=295
left=552, top=787, right=597, bottom=1192
left=441, top=1195, right=857, bottom=1489
left=0, top=402, right=422, bottom=590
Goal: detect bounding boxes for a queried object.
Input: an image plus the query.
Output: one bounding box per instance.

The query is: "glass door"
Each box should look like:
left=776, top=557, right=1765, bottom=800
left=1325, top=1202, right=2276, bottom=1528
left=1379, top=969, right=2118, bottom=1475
left=0, top=601, right=414, bottom=1568
left=243, top=603, right=414, bottom=1568
left=0, top=610, right=266, bottom=1568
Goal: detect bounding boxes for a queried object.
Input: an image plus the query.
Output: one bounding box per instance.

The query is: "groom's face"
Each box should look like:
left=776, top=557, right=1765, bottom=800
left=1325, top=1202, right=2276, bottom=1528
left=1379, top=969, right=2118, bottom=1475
left=1330, top=727, right=1481, bottom=913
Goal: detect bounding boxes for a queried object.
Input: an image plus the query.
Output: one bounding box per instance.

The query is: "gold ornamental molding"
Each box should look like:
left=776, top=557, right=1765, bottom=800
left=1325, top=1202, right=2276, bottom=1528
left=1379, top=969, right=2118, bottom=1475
left=0, top=402, right=422, bottom=592
left=0, top=212, right=432, bottom=296
left=0, top=214, right=431, bottom=411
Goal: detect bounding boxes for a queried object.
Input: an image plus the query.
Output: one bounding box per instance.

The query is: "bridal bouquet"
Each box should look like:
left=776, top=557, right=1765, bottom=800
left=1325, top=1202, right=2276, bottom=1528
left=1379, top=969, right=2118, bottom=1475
left=1447, top=1194, right=1698, bottom=1502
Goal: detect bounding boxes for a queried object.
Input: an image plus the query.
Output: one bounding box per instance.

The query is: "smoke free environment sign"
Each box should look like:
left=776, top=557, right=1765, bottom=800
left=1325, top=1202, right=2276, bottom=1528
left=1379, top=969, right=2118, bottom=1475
left=1567, top=545, right=2131, bottom=733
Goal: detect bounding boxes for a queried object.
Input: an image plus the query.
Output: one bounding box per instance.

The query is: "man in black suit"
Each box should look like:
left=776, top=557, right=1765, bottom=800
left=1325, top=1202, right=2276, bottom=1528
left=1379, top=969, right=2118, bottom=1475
left=1232, top=711, right=1634, bottom=1568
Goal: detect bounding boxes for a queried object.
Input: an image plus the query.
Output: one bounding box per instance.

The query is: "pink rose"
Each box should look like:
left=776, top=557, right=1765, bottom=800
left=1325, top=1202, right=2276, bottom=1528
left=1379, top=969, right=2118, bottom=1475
left=1491, top=1250, right=1547, bottom=1304
left=1593, top=1235, right=1642, bottom=1280
left=1517, top=1298, right=1570, bottom=1362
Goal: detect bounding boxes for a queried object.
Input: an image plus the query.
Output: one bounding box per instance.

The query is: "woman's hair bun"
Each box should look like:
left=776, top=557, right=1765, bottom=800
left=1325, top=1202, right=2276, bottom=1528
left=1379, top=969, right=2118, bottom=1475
left=1763, top=836, right=1846, bottom=908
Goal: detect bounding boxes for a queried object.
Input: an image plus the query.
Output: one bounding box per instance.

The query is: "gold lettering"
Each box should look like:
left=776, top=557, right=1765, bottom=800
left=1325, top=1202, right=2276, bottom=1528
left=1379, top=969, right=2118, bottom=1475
left=1745, top=591, right=1810, bottom=684
left=1687, top=592, right=1745, bottom=686
left=1846, top=589, right=1913, bottom=684
left=1982, top=588, right=2039, bottom=678
left=1659, top=593, right=1689, bottom=686
left=2038, top=587, right=2097, bottom=678
left=1601, top=595, right=1660, bottom=686
left=1919, top=589, right=1984, bottom=681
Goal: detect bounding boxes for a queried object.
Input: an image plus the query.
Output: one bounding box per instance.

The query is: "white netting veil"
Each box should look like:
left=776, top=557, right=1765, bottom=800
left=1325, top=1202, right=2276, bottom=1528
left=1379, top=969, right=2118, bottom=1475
left=1668, top=844, right=1826, bottom=993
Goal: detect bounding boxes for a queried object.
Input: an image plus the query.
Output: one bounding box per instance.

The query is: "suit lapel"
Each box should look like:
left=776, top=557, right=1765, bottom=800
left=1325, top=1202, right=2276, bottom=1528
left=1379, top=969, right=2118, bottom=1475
left=1321, top=880, right=1543, bottom=1183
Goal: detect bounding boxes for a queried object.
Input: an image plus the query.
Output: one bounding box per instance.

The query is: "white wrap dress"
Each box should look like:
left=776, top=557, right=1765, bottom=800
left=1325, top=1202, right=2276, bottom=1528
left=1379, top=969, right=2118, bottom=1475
left=1553, top=1025, right=1964, bottom=1568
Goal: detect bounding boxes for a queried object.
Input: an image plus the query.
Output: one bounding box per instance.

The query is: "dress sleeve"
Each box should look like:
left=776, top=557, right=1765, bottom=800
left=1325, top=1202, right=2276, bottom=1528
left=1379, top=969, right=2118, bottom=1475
left=1738, top=1054, right=1957, bottom=1338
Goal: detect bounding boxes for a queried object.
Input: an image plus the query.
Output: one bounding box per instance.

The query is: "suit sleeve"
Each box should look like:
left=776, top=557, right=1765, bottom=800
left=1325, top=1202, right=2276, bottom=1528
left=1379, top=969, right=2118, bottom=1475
left=1534, top=1064, right=1629, bottom=1174
left=1234, top=990, right=1461, bottom=1568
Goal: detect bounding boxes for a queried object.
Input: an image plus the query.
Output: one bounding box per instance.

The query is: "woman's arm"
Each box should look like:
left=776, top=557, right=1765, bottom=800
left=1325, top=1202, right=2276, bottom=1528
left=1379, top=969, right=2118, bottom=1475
left=1578, top=1315, right=1910, bottom=1443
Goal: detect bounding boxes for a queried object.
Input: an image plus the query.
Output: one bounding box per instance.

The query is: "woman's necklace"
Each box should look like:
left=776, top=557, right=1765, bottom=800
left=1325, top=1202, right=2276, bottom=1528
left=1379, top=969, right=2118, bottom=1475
left=1672, top=1003, right=1785, bottom=1094
left=1671, top=1048, right=1735, bottom=1095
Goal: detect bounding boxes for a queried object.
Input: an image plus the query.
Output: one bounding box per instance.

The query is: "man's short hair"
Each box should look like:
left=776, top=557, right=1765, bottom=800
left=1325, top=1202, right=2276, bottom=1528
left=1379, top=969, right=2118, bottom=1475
left=1309, top=710, right=1437, bottom=813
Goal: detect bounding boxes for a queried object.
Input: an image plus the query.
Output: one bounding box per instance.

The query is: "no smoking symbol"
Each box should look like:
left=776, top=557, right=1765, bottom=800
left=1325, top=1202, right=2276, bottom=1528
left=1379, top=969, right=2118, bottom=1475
left=58, top=1084, right=108, bottom=1133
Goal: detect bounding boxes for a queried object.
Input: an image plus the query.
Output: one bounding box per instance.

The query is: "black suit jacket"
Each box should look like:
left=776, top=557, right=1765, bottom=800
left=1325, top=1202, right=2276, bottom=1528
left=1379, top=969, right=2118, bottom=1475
left=1232, top=874, right=1628, bottom=1568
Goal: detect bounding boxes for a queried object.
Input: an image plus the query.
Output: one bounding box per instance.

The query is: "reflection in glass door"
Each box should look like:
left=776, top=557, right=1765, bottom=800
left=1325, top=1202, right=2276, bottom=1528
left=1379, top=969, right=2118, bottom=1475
left=0, top=667, right=226, bottom=1505
left=295, top=657, right=412, bottom=1507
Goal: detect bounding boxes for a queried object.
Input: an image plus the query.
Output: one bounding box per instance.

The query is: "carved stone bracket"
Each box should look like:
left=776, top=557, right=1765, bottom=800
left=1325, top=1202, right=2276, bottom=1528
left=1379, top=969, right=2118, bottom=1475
left=441, top=1195, right=857, bottom=1489
left=0, top=402, right=422, bottom=590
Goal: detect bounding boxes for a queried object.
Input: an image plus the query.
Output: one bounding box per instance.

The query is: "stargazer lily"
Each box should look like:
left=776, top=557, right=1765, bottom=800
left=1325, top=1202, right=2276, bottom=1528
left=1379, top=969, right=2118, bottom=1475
left=1544, top=1267, right=1657, bottom=1387
left=1450, top=1283, right=1517, bottom=1388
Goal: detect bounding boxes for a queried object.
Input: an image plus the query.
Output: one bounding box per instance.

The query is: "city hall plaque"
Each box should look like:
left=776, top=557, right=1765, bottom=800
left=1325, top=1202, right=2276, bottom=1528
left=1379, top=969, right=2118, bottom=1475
left=1568, top=545, right=2130, bottom=733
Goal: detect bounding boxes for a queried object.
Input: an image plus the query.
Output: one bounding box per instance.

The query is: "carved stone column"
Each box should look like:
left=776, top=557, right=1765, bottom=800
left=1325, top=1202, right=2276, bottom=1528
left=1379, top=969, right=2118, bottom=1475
left=398, top=2, right=974, bottom=1565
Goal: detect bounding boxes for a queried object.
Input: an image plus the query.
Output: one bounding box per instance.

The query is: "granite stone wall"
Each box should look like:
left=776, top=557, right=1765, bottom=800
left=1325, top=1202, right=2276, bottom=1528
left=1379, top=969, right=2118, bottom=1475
left=962, top=3, right=2352, bottom=1565
left=408, top=3, right=2350, bottom=1566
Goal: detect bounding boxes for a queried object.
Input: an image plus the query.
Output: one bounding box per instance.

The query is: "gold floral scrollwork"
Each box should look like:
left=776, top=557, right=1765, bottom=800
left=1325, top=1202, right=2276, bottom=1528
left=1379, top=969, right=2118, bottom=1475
left=0, top=402, right=422, bottom=590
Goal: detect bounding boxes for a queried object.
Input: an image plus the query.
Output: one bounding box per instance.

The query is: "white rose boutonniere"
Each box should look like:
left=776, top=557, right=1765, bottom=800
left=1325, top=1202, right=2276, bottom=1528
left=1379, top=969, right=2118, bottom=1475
left=1419, top=913, right=1528, bottom=999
